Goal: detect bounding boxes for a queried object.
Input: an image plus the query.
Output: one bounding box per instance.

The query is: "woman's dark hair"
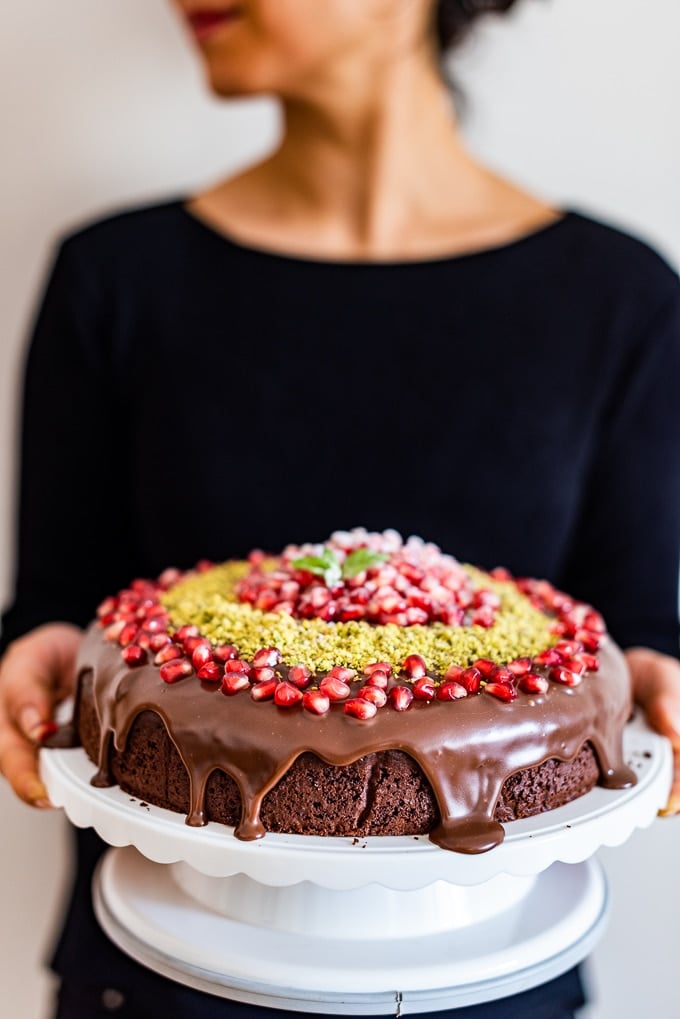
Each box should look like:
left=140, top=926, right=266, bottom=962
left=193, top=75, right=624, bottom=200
left=435, top=0, right=520, bottom=53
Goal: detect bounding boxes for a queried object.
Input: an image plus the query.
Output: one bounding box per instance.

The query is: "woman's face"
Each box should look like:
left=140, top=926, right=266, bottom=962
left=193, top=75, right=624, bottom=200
left=172, top=1, right=432, bottom=98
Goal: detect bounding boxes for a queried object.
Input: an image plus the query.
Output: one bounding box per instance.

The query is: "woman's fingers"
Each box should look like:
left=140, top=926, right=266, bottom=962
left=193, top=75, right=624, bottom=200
left=0, top=623, right=83, bottom=805
left=626, top=646, right=680, bottom=815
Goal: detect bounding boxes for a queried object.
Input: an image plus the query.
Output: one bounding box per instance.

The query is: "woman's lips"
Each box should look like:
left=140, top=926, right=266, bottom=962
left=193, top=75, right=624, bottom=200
left=186, top=9, right=241, bottom=41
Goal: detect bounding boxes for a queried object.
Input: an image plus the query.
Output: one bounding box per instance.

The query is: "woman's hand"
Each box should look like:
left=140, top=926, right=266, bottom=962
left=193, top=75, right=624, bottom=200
left=626, top=646, right=680, bottom=815
left=0, top=623, right=83, bottom=807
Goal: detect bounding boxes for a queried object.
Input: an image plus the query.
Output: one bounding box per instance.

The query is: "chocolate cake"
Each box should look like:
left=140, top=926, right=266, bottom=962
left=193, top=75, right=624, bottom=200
left=71, top=529, right=635, bottom=854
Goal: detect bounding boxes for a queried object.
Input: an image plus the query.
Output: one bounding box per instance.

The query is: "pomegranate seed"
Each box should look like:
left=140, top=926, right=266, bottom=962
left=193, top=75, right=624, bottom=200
left=574, top=628, right=602, bottom=652
left=344, top=698, right=377, bottom=720
left=388, top=686, right=413, bottom=711
left=221, top=672, right=250, bottom=695
left=339, top=605, right=366, bottom=621
left=471, top=607, right=495, bottom=627
left=136, top=632, right=152, bottom=650
left=288, top=664, right=312, bottom=688
left=550, top=621, right=569, bottom=636
left=158, top=567, right=182, bottom=589
left=490, top=566, right=512, bottom=581
left=473, top=659, right=496, bottom=678
left=327, top=665, right=356, bottom=683
left=534, top=648, right=563, bottom=667
left=460, top=667, right=482, bottom=694
left=104, top=620, right=126, bottom=642
left=253, top=666, right=277, bottom=683
left=319, top=676, right=351, bottom=701
left=274, top=681, right=303, bottom=707
left=122, top=644, right=147, bottom=667
left=473, top=589, right=501, bottom=608
left=436, top=680, right=467, bottom=701
left=443, top=663, right=465, bottom=682
left=196, top=559, right=214, bottom=573
left=225, top=659, right=252, bottom=675
left=584, top=610, right=606, bottom=633
left=253, top=647, right=282, bottom=668
left=160, top=658, right=193, bottom=684
left=149, top=633, right=171, bottom=652
left=507, top=657, right=532, bottom=677
left=403, top=654, right=427, bottom=679
left=214, top=644, right=239, bottom=662
left=197, top=661, right=222, bottom=682
left=97, top=596, right=117, bottom=619
left=413, top=677, right=436, bottom=701
left=155, top=643, right=183, bottom=665
left=118, top=623, right=139, bottom=647
left=366, top=669, right=389, bottom=690
left=192, top=644, right=213, bottom=670
left=555, top=640, right=583, bottom=659
left=175, top=625, right=200, bottom=643
left=358, top=686, right=387, bottom=707
left=303, top=689, right=330, bottom=715
left=251, top=678, right=278, bottom=701
left=363, top=661, right=393, bottom=677
left=484, top=682, right=517, bottom=702
left=550, top=666, right=582, bottom=687
left=140, top=615, right=167, bottom=634
left=183, top=635, right=208, bottom=654
left=570, top=652, right=599, bottom=672
left=491, top=667, right=515, bottom=686
left=518, top=672, right=549, bottom=695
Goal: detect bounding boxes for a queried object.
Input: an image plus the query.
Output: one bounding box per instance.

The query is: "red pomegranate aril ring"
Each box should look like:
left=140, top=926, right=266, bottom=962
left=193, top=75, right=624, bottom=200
left=366, top=669, right=389, bottom=690
left=412, top=677, right=436, bottom=701
left=288, top=664, right=312, bottom=688
left=534, top=648, right=563, bottom=668
left=253, top=647, right=282, bottom=668
left=121, top=644, right=147, bottom=667
left=518, top=672, right=549, bottom=695
left=491, top=667, right=515, bottom=686
left=117, top=623, right=139, bottom=648
left=550, top=666, right=582, bottom=687
left=149, top=633, right=171, bottom=652
left=574, top=628, right=602, bottom=652
left=443, top=663, right=465, bottom=682
left=388, top=685, right=414, bottom=711
left=507, top=657, right=532, bottom=677
left=225, top=660, right=252, bottom=675
left=154, top=644, right=183, bottom=665
left=183, top=635, right=209, bottom=654
left=327, top=665, right=356, bottom=683
left=197, top=661, right=222, bottom=682
left=274, top=682, right=303, bottom=707
left=97, top=596, right=117, bottom=619
left=358, top=686, right=387, bottom=707
left=472, top=659, right=496, bottom=678
left=160, top=658, right=193, bottom=684
left=302, top=690, right=330, bottom=715
left=555, top=640, right=583, bottom=659
left=460, top=667, right=482, bottom=694
left=484, top=682, right=518, bottom=702
left=214, top=644, right=239, bottom=662
left=104, top=620, right=126, bottom=642
left=571, top=652, right=600, bottom=672
left=436, top=680, right=467, bottom=701
left=251, top=678, right=278, bottom=701
left=253, top=666, right=277, bottom=683
left=221, top=673, right=250, bottom=696
left=319, top=676, right=351, bottom=701
left=344, top=698, right=377, bottom=720
left=174, top=625, right=200, bottom=643
left=191, top=644, right=213, bottom=670
left=363, top=661, right=393, bottom=677
left=403, top=654, right=428, bottom=679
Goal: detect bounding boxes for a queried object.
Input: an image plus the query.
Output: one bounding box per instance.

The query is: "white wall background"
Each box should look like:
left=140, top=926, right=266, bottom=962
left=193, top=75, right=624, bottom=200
left=1, top=1, right=678, bottom=1016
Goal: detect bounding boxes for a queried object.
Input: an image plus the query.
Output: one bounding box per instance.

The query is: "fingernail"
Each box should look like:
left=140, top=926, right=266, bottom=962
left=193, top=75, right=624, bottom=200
left=659, top=793, right=680, bottom=817
left=32, top=798, right=54, bottom=810
left=27, top=778, right=50, bottom=804
left=18, top=705, right=45, bottom=740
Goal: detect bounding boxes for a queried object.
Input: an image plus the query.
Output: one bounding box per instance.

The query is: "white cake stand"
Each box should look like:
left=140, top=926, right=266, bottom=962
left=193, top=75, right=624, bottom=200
left=41, top=713, right=672, bottom=1013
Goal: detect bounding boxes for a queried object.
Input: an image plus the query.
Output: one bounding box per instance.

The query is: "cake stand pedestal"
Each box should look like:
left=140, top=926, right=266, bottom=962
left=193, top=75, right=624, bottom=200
left=41, top=713, right=672, bottom=1013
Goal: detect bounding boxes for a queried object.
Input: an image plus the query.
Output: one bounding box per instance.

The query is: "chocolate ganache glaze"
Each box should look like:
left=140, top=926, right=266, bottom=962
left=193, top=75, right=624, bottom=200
left=74, top=625, right=635, bottom=855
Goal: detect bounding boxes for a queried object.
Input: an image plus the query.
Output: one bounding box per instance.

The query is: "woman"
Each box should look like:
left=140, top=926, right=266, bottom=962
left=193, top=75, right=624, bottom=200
left=1, top=1, right=679, bottom=1016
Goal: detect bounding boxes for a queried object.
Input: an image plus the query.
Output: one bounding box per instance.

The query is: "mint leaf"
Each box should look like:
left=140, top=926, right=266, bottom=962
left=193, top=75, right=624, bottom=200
left=341, top=549, right=389, bottom=579
left=292, top=548, right=342, bottom=587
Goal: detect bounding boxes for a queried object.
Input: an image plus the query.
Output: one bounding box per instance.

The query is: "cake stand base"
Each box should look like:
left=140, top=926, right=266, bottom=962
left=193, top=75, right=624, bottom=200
left=93, top=848, right=608, bottom=1014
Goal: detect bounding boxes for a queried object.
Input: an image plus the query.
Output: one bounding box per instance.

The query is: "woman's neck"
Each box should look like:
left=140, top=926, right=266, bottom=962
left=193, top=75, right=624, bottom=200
left=191, top=50, right=558, bottom=261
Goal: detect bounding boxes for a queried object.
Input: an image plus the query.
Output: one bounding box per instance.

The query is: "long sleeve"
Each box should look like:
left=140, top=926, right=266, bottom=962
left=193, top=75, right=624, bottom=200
left=559, top=288, right=680, bottom=657
left=0, top=239, right=138, bottom=653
